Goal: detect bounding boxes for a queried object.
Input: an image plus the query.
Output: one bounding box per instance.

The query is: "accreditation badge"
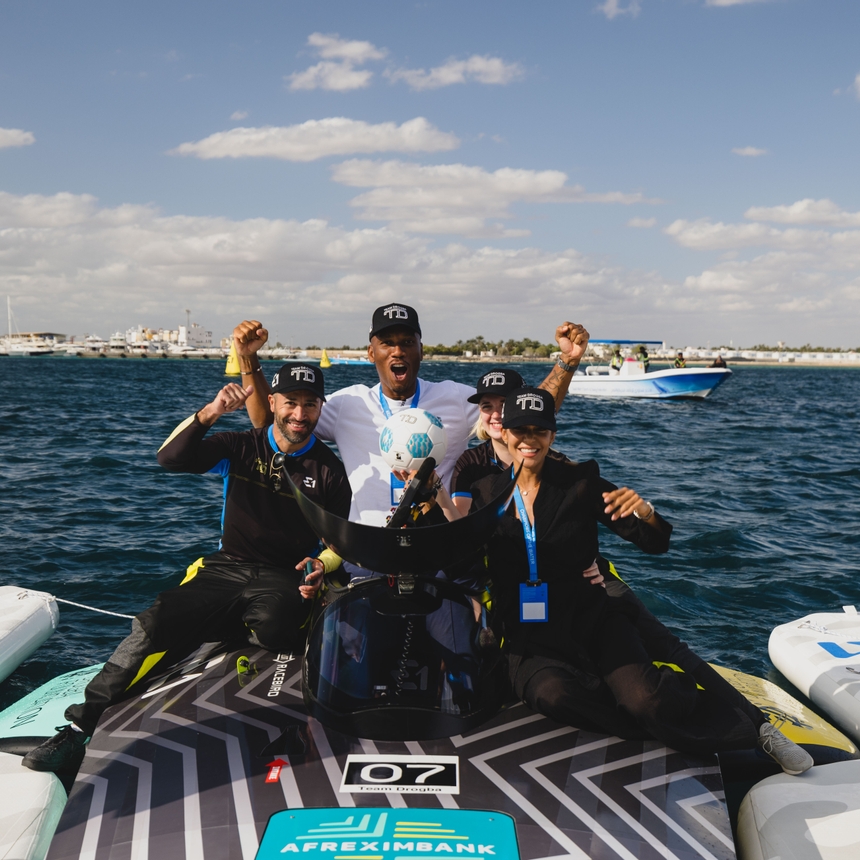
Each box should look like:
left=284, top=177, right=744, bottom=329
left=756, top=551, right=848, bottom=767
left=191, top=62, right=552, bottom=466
left=389, top=472, right=406, bottom=505
left=519, top=581, right=548, bottom=623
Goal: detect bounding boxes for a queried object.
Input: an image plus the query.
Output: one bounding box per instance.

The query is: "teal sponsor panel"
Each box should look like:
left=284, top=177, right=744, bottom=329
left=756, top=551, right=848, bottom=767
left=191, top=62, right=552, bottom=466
left=257, top=808, right=520, bottom=859
left=0, top=664, right=103, bottom=739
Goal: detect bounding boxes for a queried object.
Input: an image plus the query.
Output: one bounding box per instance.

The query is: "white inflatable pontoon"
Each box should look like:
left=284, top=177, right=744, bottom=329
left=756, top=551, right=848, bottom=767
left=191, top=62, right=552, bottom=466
left=736, top=758, right=860, bottom=860
left=0, top=587, right=59, bottom=684
left=0, top=750, right=66, bottom=859
left=769, top=606, right=860, bottom=745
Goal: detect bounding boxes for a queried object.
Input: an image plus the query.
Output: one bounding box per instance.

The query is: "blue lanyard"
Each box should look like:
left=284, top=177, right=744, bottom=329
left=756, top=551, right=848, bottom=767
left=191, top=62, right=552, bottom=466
left=513, top=486, right=539, bottom=582
left=378, top=379, right=420, bottom=419
left=267, top=425, right=316, bottom=457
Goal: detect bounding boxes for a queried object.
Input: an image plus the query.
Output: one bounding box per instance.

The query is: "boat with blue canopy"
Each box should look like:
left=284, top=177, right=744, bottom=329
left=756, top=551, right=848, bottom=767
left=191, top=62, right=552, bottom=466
left=568, top=339, right=732, bottom=399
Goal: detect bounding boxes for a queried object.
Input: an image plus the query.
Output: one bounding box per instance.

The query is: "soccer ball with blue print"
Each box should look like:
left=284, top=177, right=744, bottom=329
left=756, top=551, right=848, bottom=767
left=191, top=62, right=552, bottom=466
left=379, top=408, right=448, bottom=472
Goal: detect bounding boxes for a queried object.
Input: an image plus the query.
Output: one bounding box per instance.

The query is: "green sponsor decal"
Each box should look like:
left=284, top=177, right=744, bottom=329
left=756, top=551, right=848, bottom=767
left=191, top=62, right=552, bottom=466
left=257, top=809, right=519, bottom=859
left=0, top=664, right=103, bottom=738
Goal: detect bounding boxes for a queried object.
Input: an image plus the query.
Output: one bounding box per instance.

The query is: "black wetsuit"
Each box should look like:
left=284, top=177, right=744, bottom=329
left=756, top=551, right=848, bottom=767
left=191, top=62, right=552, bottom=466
left=66, top=414, right=350, bottom=735
left=471, top=458, right=763, bottom=754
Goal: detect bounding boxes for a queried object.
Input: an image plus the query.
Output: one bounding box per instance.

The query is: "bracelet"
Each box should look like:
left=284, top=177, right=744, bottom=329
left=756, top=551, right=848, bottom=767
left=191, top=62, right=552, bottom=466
left=633, top=501, right=655, bottom=521
left=240, top=367, right=263, bottom=375
left=557, top=357, right=578, bottom=372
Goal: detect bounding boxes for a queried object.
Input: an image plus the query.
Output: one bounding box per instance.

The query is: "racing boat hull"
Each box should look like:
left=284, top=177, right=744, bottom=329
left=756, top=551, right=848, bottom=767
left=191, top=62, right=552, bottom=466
left=46, top=645, right=737, bottom=860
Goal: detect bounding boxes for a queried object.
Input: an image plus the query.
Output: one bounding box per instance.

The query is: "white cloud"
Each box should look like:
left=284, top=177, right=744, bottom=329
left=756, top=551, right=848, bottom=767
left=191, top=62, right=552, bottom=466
left=230, top=110, right=249, bottom=121
left=732, top=146, right=767, bottom=157
left=852, top=73, right=860, bottom=100
left=628, top=217, right=656, bottom=228
left=331, top=159, right=655, bottom=236
left=306, top=32, right=387, bottom=64
left=659, top=201, right=860, bottom=340
left=0, top=189, right=672, bottom=341
left=2, top=189, right=859, bottom=346
left=0, top=191, right=99, bottom=227
left=664, top=218, right=827, bottom=251
left=287, top=34, right=522, bottom=94
left=0, top=128, right=36, bottom=149
left=745, top=198, right=860, bottom=227
left=287, top=61, right=373, bottom=92
left=596, top=0, right=641, bottom=20
left=385, top=55, right=524, bottom=91
left=171, top=118, right=459, bottom=162
left=287, top=32, right=386, bottom=92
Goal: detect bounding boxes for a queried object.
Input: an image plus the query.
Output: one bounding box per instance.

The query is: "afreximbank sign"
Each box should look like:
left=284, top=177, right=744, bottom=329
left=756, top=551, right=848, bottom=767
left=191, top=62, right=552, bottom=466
left=257, top=809, right=520, bottom=858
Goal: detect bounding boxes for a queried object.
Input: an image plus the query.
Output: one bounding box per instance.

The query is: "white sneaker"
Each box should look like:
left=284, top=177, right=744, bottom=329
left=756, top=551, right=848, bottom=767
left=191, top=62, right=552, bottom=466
left=758, top=722, right=813, bottom=775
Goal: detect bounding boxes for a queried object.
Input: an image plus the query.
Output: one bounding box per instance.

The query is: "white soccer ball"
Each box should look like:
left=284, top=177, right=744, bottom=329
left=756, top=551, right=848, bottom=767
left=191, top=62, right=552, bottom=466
left=379, top=408, right=448, bottom=472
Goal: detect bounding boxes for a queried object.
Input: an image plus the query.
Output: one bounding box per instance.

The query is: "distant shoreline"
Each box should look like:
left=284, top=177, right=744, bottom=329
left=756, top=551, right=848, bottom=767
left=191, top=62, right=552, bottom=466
left=2, top=353, right=859, bottom=369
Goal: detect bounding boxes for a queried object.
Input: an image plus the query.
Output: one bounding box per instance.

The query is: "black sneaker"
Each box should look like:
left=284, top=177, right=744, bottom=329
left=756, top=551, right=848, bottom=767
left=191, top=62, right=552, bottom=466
left=22, top=725, right=89, bottom=772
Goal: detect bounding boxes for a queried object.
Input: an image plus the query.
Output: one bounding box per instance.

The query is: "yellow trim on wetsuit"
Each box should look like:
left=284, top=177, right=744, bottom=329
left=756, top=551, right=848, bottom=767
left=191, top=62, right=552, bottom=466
left=158, top=413, right=198, bottom=452
left=125, top=650, right=168, bottom=690
left=653, top=661, right=705, bottom=690
left=607, top=560, right=626, bottom=584
left=125, top=555, right=204, bottom=691
left=180, top=557, right=205, bottom=585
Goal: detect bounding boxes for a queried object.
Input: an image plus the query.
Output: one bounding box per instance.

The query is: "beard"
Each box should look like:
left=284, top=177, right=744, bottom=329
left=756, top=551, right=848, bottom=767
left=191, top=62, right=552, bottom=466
left=275, top=413, right=312, bottom=445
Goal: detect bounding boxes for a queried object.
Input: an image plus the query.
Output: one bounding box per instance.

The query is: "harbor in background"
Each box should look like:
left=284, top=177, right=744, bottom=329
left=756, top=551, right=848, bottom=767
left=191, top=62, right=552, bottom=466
left=2, top=300, right=859, bottom=366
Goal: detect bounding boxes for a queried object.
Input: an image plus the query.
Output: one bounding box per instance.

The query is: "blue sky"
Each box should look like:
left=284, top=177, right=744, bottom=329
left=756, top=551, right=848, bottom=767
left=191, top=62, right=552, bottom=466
left=2, top=0, right=859, bottom=347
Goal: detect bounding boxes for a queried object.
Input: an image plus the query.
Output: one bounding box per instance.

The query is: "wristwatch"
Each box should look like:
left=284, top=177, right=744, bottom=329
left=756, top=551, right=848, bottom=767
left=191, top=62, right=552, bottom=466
left=633, top=501, right=655, bottom=520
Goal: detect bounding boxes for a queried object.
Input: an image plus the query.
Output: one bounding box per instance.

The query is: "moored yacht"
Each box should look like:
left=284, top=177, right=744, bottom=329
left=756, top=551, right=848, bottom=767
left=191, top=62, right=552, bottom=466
left=1, top=298, right=54, bottom=356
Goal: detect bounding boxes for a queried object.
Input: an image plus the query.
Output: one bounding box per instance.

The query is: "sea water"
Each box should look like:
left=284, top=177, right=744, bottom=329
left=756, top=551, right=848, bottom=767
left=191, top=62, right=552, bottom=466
left=1, top=357, right=859, bottom=711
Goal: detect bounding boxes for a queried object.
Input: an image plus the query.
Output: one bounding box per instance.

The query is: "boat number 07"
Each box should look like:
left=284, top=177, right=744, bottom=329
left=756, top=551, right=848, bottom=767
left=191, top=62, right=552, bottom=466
left=359, top=763, right=445, bottom=783
left=341, top=754, right=460, bottom=794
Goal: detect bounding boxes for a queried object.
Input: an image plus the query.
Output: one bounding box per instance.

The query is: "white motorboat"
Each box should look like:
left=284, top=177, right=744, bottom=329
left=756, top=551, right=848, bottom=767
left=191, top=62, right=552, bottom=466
left=0, top=339, right=53, bottom=357
left=568, top=357, right=732, bottom=399
left=167, top=343, right=210, bottom=358
left=1, top=297, right=55, bottom=356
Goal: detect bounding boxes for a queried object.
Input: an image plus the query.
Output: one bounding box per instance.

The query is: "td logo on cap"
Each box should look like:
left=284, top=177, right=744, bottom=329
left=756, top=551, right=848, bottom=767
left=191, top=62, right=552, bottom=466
left=501, top=386, right=557, bottom=431
left=517, top=391, right=544, bottom=411
left=467, top=367, right=525, bottom=404
left=368, top=304, right=422, bottom=340
left=290, top=366, right=316, bottom=383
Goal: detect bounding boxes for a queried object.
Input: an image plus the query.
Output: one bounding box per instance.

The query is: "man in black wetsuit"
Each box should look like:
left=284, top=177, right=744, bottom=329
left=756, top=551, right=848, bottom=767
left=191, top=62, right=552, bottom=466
left=23, top=363, right=350, bottom=773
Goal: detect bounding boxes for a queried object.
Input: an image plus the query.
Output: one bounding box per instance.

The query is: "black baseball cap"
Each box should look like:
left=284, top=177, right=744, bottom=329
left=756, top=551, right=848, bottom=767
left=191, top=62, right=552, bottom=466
left=369, top=304, right=421, bottom=341
left=270, top=363, right=326, bottom=401
left=501, top=387, right=557, bottom=431
left=467, top=368, right=525, bottom=403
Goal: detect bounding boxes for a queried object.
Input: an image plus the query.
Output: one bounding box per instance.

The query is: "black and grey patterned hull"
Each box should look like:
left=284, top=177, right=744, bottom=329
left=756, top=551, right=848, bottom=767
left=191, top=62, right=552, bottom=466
left=48, top=647, right=735, bottom=860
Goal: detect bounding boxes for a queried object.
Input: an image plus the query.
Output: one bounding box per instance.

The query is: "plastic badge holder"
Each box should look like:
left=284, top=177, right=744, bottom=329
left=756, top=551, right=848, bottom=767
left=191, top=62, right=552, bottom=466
left=389, top=472, right=406, bottom=506
left=520, top=581, right=548, bottom=623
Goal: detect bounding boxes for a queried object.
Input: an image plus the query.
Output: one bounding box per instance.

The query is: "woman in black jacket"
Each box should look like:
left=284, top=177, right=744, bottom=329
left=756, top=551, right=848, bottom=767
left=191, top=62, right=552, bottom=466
left=468, top=386, right=812, bottom=772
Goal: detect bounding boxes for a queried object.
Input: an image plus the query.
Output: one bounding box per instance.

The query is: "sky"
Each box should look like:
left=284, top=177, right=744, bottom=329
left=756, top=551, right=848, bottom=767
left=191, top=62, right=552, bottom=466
left=1, top=0, right=859, bottom=348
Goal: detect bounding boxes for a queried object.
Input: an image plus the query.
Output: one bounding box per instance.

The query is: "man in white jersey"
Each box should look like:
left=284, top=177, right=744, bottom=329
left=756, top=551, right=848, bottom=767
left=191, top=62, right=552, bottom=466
left=235, top=305, right=588, bottom=527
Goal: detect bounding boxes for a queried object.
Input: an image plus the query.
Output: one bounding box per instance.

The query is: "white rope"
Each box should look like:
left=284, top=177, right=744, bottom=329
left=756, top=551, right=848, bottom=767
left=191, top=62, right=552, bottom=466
left=21, top=590, right=135, bottom=620
left=53, top=598, right=135, bottom=620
